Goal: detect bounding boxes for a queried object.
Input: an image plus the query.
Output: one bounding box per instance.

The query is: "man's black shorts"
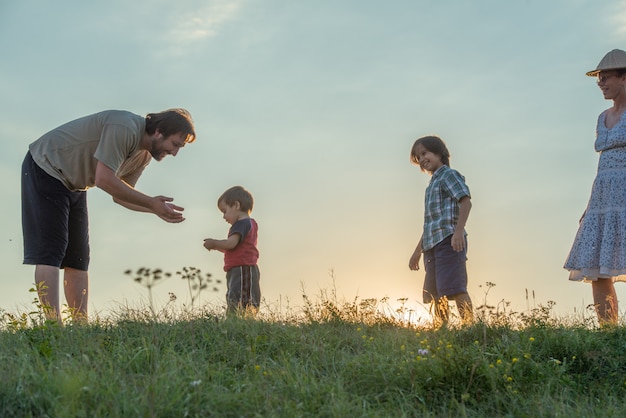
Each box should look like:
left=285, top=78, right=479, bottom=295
left=21, top=152, right=90, bottom=270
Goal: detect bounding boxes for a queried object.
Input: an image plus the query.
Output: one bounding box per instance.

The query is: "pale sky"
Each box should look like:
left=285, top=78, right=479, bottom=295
left=2, top=0, right=626, bottom=322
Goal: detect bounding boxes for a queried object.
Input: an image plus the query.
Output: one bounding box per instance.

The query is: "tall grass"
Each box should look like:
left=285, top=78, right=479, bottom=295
left=1, top=270, right=625, bottom=417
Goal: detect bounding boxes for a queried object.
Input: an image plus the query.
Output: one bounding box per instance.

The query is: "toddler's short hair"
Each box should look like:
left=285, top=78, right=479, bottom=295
left=410, top=135, right=451, bottom=168
left=218, top=186, right=254, bottom=213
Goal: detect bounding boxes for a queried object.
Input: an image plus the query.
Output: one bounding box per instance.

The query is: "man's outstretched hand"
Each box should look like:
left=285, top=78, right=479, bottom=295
left=153, top=196, right=185, bottom=223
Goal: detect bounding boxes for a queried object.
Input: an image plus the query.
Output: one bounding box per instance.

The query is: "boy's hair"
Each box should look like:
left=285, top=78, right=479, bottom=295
left=145, top=108, right=196, bottom=143
left=218, top=186, right=254, bottom=213
left=410, top=135, right=451, bottom=169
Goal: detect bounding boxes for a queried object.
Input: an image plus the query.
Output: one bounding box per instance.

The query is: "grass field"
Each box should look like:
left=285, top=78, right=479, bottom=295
left=1, top=272, right=625, bottom=417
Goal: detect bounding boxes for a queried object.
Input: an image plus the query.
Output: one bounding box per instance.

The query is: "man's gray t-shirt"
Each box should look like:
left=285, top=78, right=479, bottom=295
left=29, top=110, right=151, bottom=191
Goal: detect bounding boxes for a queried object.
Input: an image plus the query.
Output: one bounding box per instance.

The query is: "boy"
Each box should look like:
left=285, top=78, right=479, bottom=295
left=408, top=135, right=473, bottom=324
left=203, top=186, right=261, bottom=314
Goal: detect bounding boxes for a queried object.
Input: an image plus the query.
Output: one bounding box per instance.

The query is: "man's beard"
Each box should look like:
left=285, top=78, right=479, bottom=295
left=149, top=138, right=165, bottom=161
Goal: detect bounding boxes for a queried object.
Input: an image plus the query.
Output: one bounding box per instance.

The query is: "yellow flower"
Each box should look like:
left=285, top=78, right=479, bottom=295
left=496, top=359, right=502, bottom=365
left=529, top=337, right=535, bottom=342
left=512, top=358, right=519, bottom=363
left=400, top=344, right=406, bottom=351
left=254, top=365, right=261, bottom=371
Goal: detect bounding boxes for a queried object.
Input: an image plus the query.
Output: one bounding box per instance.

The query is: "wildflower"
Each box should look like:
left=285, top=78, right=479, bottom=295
left=524, top=353, right=531, bottom=359
left=529, top=337, right=535, bottom=342
left=190, top=380, right=202, bottom=387
left=496, top=359, right=502, bottom=365
left=255, top=365, right=261, bottom=371
left=400, top=344, right=406, bottom=351
left=417, top=349, right=429, bottom=356
left=512, top=357, right=519, bottom=363
left=357, top=327, right=362, bottom=332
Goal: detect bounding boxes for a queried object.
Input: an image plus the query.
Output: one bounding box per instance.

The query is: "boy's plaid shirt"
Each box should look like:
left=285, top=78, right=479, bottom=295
left=422, top=165, right=471, bottom=251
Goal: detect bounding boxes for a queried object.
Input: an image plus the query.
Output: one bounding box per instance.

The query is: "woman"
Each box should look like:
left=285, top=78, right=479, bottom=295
left=565, top=49, right=626, bottom=325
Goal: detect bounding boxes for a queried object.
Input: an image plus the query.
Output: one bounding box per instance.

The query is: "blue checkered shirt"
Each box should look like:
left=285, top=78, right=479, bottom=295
left=422, top=165, right=471, bottom=251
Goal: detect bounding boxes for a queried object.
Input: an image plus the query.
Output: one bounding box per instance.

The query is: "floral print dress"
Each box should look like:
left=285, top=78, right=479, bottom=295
left=565, top=109, right=626, bottom=282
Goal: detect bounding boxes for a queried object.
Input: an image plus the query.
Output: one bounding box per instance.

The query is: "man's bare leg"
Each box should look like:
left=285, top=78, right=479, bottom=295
left=64, top=267, right=89, bottom=322
left=35, top=264, right=61, bottom=321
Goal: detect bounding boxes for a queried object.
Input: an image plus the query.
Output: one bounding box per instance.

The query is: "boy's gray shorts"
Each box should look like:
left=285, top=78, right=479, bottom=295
left=226, top=265, right=261, bottom=312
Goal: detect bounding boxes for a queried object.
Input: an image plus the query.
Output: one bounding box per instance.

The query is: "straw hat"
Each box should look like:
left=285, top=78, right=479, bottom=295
left=586, top=49, right=626, bottom=76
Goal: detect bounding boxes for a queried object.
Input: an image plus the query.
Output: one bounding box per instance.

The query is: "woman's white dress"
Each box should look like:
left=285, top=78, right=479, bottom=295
left=565, top=109, right=626, bottom=282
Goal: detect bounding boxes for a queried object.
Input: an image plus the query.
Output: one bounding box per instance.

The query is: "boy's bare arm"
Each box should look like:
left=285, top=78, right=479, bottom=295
left=451, top=196, right=471, bottom=252
left=409, top=236, right=423, bottom=271
left=203, top=234, right=240, bottom=252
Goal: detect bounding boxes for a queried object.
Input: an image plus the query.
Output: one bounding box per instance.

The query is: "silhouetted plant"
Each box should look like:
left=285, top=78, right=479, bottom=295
left=126, top=266, right=221, bottom=317
left=176, top=266, right=221, bottom=307
left=124, top=268, right=172, bottom=317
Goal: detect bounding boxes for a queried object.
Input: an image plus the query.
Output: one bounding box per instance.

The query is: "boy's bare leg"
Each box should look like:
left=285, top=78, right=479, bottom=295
left=592, top=279, right=618, bottom=326
left=433, top=297, right=449, bottom=326
left=64, top=267, right=89, bottom=322
left=452, top=292, right=474, bottom=324
left=35, top=265, right=61, bottom=321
